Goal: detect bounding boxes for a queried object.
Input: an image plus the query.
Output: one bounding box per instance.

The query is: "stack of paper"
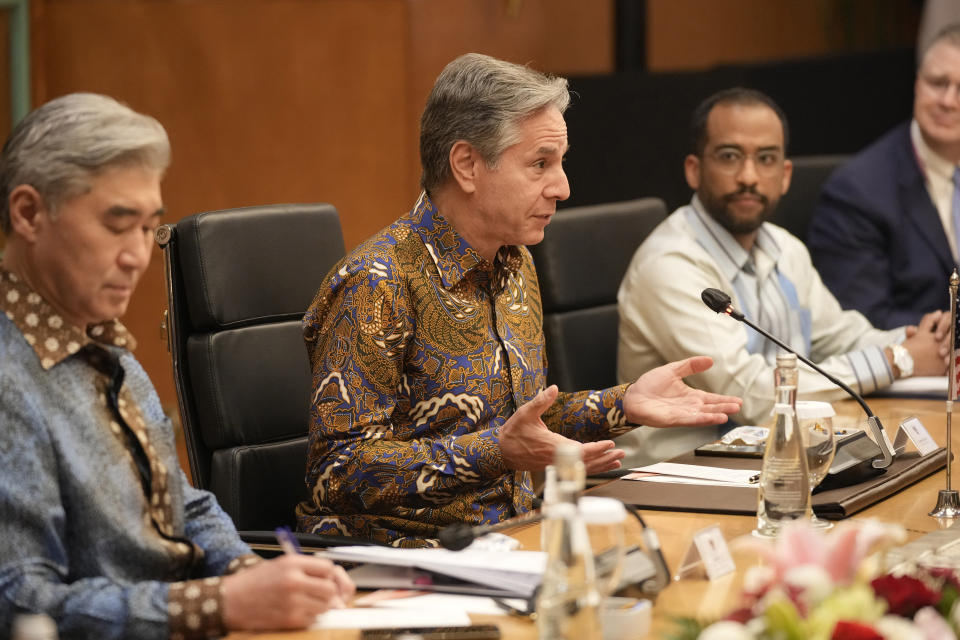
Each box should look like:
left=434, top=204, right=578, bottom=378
left=320, top=546, right=546, bottom=599
left=625, top=462, right=758, bottom=488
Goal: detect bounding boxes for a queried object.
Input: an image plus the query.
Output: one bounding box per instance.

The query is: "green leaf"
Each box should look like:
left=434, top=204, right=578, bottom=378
left=764, top=599, right=804, bottom=640
left=663, top=616, right=708, bottom=640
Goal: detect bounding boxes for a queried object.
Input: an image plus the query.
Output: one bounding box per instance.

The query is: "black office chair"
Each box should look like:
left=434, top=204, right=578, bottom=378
left=156, top=203, right=374, bottom=552
left=771, top=154, right=848, bottom=242
left=529, top=198, right=669, bottom=392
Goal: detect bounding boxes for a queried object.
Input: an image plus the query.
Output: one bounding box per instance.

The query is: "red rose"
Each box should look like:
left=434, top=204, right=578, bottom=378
left=924, top=566, right=960, bottom=591
left=831, top=621, right=883, bottom=640
left=870, top=574, right=940, bottom=617
left=724, top=607, right=753, bottom=624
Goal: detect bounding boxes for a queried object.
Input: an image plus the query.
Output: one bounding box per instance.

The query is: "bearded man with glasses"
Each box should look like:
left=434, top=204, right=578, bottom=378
left=613, top=88, right=949, bottom=469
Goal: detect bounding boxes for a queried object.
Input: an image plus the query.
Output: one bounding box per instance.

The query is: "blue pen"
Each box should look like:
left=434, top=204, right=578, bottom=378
left=275, top=526, right=302, bottom=555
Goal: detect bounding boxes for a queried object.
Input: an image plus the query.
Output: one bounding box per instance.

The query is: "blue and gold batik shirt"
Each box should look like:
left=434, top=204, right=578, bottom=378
left=296, top=194, right=633, bottom=546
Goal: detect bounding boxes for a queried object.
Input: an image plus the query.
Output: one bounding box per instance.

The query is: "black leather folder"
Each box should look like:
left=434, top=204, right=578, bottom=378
left=589, top=448, right=947, bottom=519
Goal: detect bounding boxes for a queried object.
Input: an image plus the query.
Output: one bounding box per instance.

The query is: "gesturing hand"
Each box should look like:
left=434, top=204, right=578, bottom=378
left=624, top=356, right=742, bottom=428
left=222, top=554, right=355, bottom=631
left=498, top=385, right=624, bottom=474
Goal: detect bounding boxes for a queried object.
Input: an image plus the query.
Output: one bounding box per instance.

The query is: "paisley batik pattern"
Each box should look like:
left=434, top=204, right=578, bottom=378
left=296, top=194, right=631, bottom=546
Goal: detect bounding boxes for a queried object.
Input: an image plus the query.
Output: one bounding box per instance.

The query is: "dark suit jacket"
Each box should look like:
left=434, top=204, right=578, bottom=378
left=808, top=122, right=954, bottom=329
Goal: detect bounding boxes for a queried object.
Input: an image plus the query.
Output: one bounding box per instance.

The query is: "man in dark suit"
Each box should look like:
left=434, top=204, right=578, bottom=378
left=809, top=24, right=960, bottom=329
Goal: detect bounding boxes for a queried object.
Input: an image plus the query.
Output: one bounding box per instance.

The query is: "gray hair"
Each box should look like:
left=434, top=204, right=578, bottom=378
left=0, top=92, right=170, bottom=234
left=419, top=53, right=570, bottom=193
left=920, top=23, right=960, bottom=69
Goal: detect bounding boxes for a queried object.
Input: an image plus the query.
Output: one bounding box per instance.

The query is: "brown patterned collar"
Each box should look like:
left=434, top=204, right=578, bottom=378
left=410, top=193, right=524, bottom=291
left=0, top=267, right=137, bottom=370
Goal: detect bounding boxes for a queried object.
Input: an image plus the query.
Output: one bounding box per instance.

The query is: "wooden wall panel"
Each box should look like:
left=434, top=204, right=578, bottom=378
left=404, top=0, right=615, bottom=174
left=25, top=0, right=615, bottom=414
left=31, top=0, right=413, bottom=409
left=647, top=0, right=919, bottom=71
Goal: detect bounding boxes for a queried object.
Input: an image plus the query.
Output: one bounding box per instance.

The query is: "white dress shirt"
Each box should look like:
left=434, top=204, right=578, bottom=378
left=614, top=197, right=903, bottom=467
left=911, top=119, right=959, bottom=261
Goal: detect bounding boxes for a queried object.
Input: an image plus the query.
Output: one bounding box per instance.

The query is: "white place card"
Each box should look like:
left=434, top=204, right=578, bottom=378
left=674, top=525, right=735, bottom=581
left=896, top=416, right=939, bottom=456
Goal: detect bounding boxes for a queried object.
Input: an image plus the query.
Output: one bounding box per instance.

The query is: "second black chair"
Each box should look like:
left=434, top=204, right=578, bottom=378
left=156, top=203, right=374, bottom=551
left=529, top=198, right=668, bottom=392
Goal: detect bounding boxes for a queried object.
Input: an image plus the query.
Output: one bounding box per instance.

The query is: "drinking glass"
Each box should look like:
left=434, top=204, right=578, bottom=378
left=578, top=496, right=627, bottom=597
left=795, top=400, right=837, bottom=529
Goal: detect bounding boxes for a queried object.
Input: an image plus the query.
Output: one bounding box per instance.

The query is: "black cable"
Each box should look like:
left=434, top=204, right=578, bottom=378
left=623, top=504, right=671, bottom=594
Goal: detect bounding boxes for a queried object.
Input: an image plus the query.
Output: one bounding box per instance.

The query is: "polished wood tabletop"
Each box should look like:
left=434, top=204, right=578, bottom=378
left=226, top=396, right=957, bottom=640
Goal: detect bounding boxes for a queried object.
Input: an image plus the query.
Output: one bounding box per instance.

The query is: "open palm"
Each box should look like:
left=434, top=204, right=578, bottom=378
left=624, top=356, right=741, bottom=428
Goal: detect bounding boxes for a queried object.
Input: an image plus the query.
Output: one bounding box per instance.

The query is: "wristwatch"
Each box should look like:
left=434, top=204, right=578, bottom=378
left=891, top=343, right=914, bottom=378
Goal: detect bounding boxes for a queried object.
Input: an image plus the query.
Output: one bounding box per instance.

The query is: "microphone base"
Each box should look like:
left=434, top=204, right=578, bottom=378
left=817, top=430, right=886, bottom=491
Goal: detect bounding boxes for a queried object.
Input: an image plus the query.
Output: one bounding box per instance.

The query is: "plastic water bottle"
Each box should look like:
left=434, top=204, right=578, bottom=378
left=536, top=442, right=602, bottom=640
left=540, top=464, right=557, bottom=550
left=756, top=352, right=811, bottom=536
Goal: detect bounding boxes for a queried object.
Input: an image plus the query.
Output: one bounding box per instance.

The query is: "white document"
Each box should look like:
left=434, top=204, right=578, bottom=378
left=627, top=462, right=758, bottom=485
left=369, top=593, right=527, bottom=616
left=347, top=563, right=524, bottom=598
left=623, top=473, right=757, bottom=489
left=319, top=546, right=546, bottom=598
left=313, top=606, right=471, bottom=629
left=881, top=376, right=947, bottom=398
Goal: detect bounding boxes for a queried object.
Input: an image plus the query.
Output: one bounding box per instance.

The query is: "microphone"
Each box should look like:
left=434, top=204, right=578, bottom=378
left=439, top=508, right=545, bottom=551
left=700, top=288, right=894, bottom=478
left=440, top=503, right=670, bottom=596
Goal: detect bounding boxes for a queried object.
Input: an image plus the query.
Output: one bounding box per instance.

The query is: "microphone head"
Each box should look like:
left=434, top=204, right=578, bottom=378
left=701, top=288, right=733, bottom=313
left=438, top=522, right=476, bottom=551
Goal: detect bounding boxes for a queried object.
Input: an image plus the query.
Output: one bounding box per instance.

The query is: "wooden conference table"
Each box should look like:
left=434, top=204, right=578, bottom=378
left=226, top=396, right=956, bottom=640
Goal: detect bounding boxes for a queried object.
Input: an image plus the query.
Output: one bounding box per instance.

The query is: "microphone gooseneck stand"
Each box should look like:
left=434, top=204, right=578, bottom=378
left=930, top=270, right=960, bottom=518
left=700, top=287, right=895, bottom=471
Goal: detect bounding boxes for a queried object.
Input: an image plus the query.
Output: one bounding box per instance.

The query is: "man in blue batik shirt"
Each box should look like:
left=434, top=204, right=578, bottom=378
left=0, top=93, right=353, bottom=639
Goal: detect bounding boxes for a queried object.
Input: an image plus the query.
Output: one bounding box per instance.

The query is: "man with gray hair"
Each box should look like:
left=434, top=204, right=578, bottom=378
left=297, top=53, right=741, bottom=546
left=809, top=23, right=960, bottom=328
left=0, top=93, right=353, bottom=638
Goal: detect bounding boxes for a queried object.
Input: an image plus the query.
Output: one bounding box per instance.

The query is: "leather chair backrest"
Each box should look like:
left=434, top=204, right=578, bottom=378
left=158, top=204, right=345, bottom=531
left=770, top=154, right=848, bottom=242
left=529, top=198, right=668, bottom=391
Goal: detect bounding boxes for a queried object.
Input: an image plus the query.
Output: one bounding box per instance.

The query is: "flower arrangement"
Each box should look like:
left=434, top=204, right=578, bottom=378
left=670, top=520, right=960, bottom=640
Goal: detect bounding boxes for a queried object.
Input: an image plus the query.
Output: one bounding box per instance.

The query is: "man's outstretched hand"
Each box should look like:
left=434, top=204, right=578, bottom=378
left=498, top=386, right=624, bottom=474
left=624, top=356, right=742, bottom=428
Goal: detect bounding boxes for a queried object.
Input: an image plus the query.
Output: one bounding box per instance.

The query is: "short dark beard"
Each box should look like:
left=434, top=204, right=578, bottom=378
left=699, top=185, right=775, bottom=236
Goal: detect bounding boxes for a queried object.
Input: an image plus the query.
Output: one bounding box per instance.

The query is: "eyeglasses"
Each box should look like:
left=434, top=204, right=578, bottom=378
left=707, top=148, right=784, bottom=177
left=918, top=73, right=960, bottom=101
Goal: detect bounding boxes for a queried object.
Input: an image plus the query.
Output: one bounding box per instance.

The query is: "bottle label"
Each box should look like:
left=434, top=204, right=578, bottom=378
left=760, top=458, right=809, bottom=519
left=773, top=402, right=793, bottom=415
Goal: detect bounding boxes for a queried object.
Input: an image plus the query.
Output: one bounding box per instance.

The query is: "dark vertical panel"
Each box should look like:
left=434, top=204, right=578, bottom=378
left=615, top=0, right=646, bottom=71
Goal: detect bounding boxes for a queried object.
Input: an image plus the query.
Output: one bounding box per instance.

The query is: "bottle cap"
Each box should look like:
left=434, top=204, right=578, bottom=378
left=578, top=496, right=627, bottom=524
left=554, top=441, right=581, bottom=465
left=795, top=400, right=835, bottom=419
left=775, top=352, right=797, bottom=367
left=602, top=598, right=652, bottom=640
